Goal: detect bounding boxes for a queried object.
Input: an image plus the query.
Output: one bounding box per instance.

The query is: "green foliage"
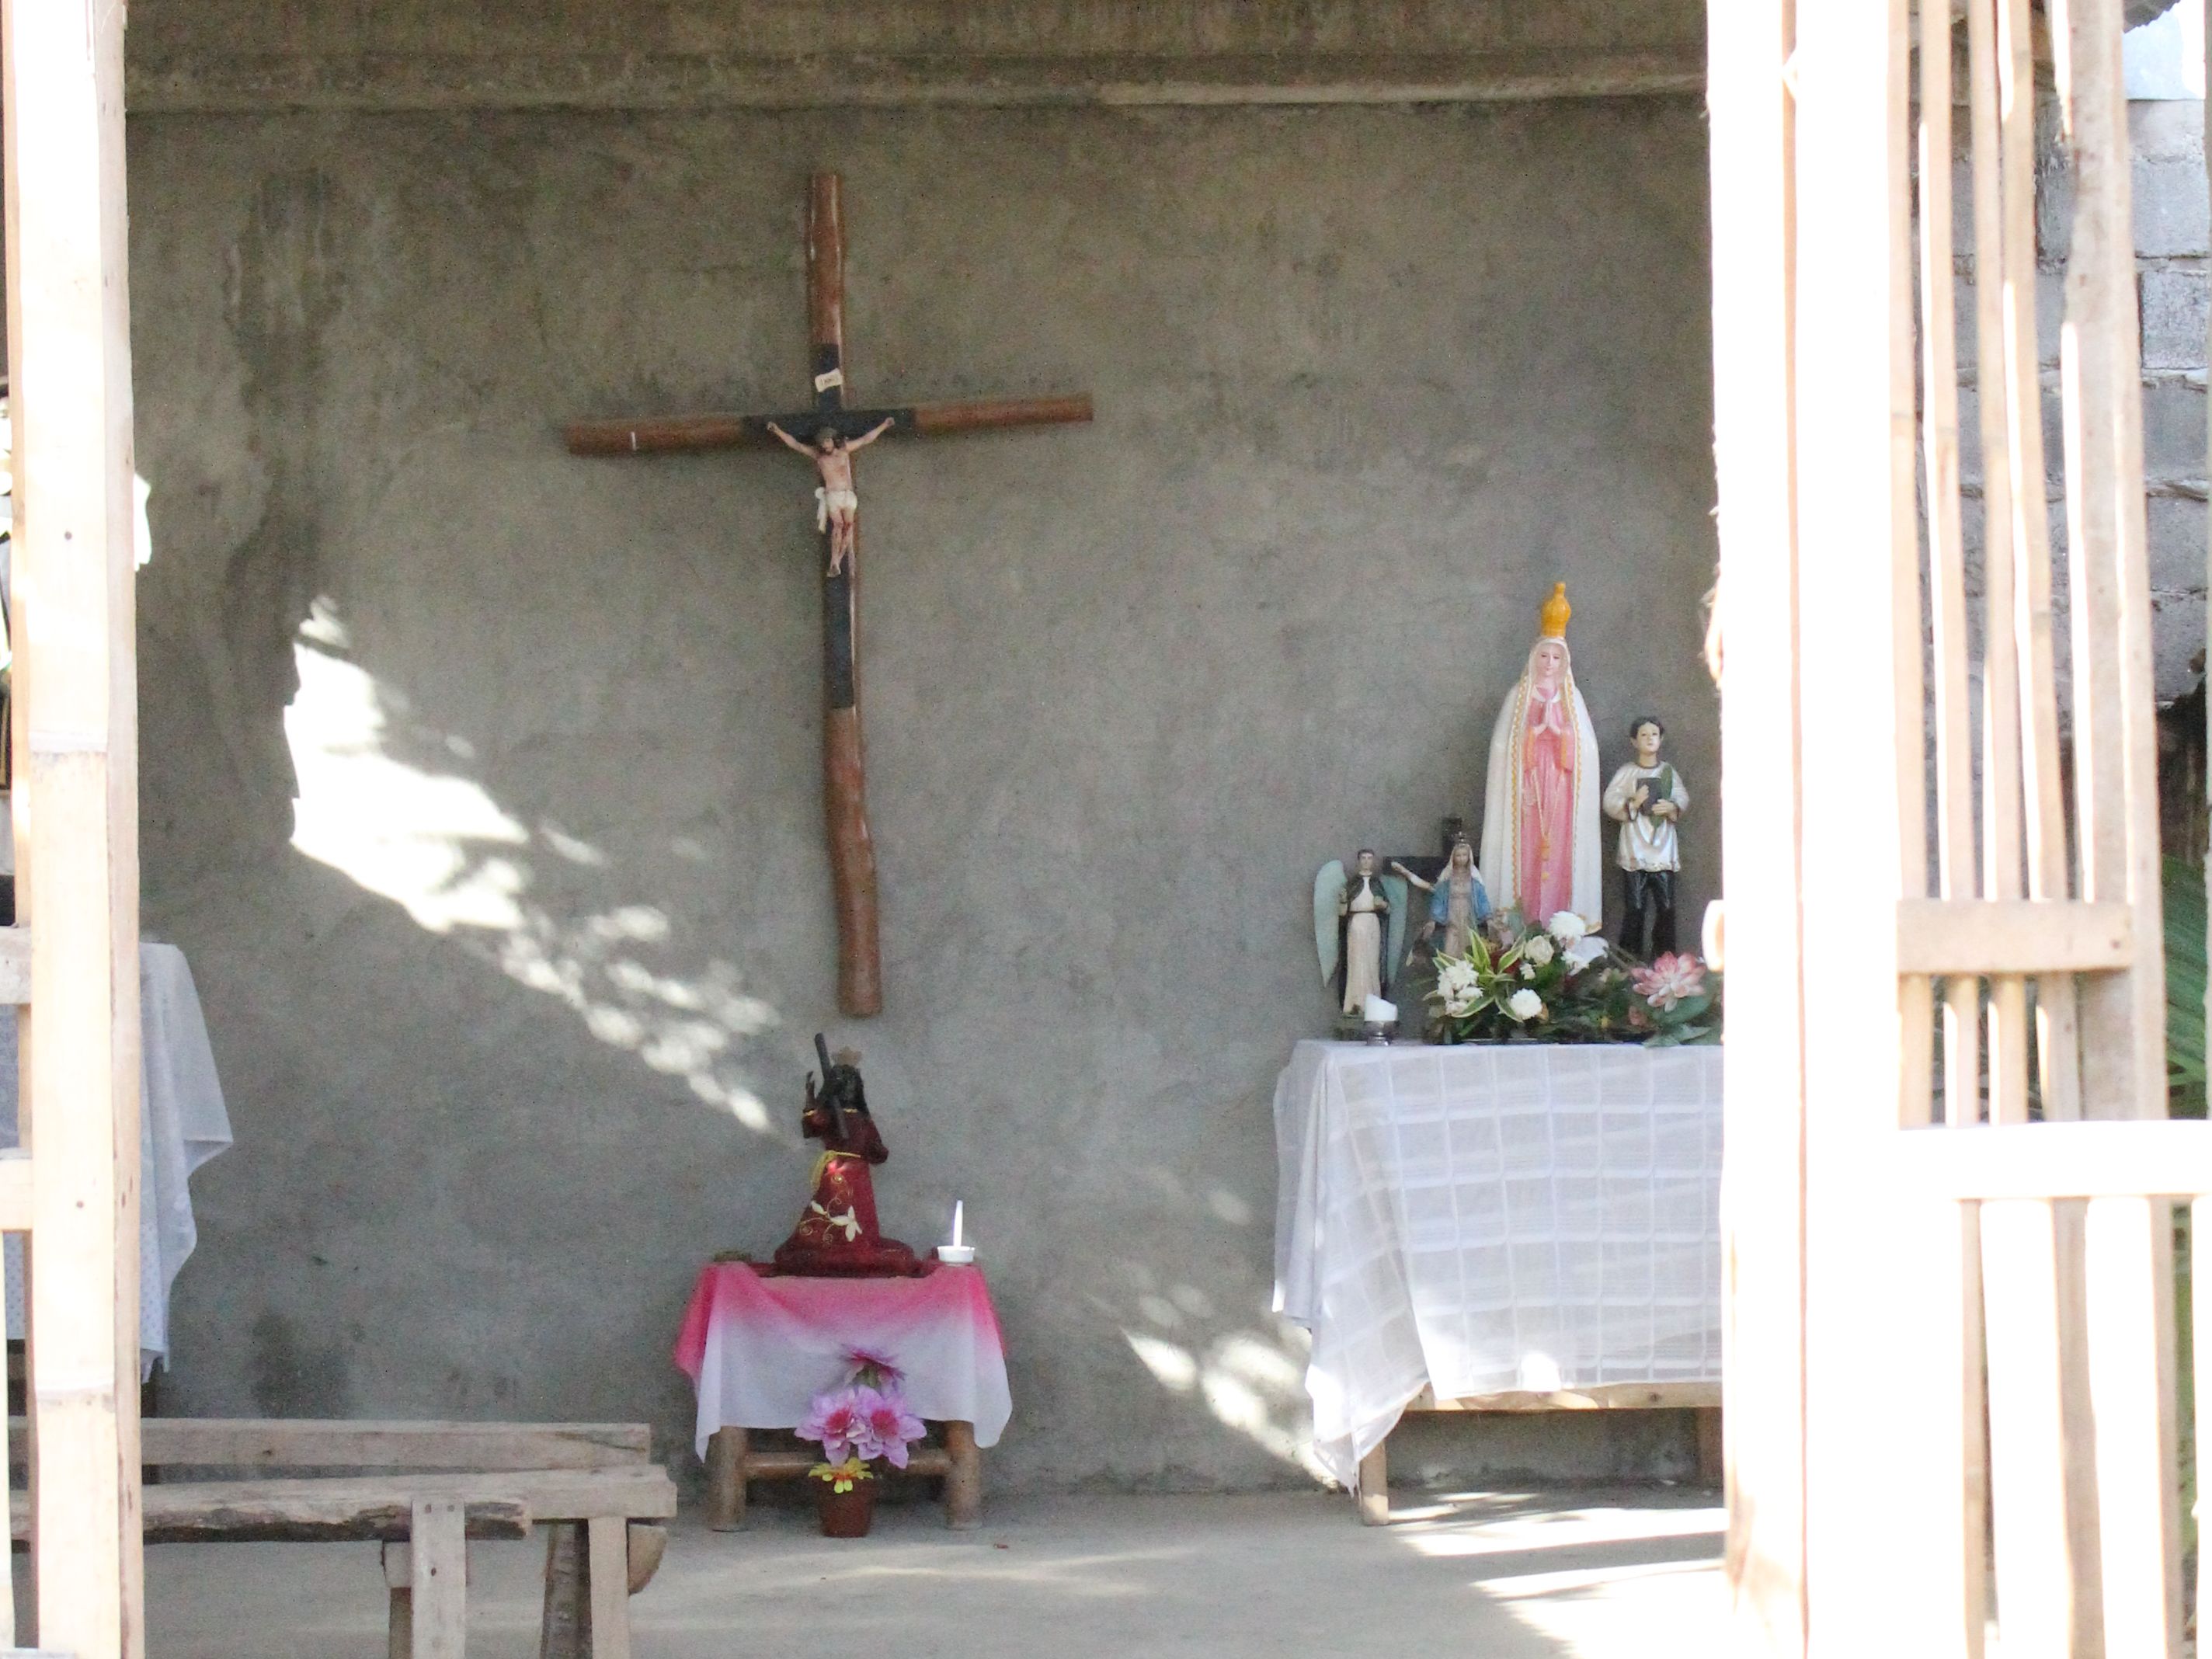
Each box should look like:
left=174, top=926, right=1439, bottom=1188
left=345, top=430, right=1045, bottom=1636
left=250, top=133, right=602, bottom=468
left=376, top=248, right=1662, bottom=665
left=2167, top=854, right=2207, bottom=1119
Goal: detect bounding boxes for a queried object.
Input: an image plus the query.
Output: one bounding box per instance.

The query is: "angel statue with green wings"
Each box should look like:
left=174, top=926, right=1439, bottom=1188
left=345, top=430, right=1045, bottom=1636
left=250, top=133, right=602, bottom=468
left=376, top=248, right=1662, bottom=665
left=1313, top=850, right=1410, bottom=1017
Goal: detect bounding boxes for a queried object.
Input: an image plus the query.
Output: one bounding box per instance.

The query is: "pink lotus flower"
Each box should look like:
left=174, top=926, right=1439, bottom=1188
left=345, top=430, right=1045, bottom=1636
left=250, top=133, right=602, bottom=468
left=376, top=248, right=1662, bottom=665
left=845, top=1348, right=904, bottom=1387
left=797, top=1385, right=871, bottom=1466
left=1632, top=952, right=1707, bottom=1011
left=858, top=1385, right=927, bottom=1469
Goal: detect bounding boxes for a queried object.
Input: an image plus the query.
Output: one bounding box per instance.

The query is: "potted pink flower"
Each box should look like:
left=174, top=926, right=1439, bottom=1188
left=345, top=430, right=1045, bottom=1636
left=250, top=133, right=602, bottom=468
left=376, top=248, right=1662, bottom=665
left=795, top=1354, right=927, bottom=1538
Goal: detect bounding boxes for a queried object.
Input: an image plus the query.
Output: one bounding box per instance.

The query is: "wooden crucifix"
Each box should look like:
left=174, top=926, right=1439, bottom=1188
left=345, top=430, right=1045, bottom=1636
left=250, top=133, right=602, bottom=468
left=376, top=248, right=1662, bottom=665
left=566, top=174, right=1091, bottom=1017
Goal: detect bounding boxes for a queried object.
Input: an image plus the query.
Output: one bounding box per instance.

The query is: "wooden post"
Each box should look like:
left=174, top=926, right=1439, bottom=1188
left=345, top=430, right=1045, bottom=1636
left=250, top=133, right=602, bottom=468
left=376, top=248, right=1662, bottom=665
left=704, top=1426, right=746, bottom=1530
left=384, top=1541, right=416, bottom=1659
left=1, top=0, right=144, bottom=1649
left=586, top=1515, right=634, bottom=1659
left=942, top=1419, right=983, bottom=1530
left=1354, top=1438, right=1389, bottom=1527
left=1706, top=0, right=1807, bottom=1647
left=409, top=1499, right=468, bottom=1659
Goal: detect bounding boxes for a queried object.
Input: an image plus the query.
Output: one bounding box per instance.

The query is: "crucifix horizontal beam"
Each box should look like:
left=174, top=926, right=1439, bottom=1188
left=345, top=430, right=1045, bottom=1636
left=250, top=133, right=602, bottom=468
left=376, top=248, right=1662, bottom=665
left=565, top=172, right=1092, bottom=1017
left=566, top=396, right=1093, bottom=457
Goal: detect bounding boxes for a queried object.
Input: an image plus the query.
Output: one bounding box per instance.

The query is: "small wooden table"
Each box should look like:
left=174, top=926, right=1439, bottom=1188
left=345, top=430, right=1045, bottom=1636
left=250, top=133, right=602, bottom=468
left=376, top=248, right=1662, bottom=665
left=1352, top=1382, right=1723, bottom=1525
left=675, top=1261, right=1011, bottom=1532
left=705, top=1420, right=983, bottom=1530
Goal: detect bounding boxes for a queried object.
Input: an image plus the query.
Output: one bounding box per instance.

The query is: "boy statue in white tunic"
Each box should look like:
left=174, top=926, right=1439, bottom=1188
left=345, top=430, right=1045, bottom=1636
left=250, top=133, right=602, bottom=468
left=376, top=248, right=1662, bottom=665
left=1602, top=715, right=1689, bottom=961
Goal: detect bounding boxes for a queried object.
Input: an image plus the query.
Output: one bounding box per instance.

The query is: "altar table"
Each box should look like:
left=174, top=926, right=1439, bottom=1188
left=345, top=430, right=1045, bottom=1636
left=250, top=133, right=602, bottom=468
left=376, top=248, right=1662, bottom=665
left=0, top=943, right=233, bottom=1374
left=675, top=1260, right=1011, bottom=1529
left=1274, top=1040, right=1723, bottom=1500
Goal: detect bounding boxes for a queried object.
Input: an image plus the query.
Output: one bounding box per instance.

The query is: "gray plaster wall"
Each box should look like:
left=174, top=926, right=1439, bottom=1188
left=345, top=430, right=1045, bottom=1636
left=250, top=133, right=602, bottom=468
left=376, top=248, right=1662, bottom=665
left=130, top=99, right=1720, bottom=1490
left=120, top=0, right=1706, bottom=111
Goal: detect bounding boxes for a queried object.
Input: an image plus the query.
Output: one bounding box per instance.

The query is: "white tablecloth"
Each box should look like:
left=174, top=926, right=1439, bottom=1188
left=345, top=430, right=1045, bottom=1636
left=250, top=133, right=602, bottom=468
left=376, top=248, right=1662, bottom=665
left=0, top=943, right=233, bottom=1372
left=1273, top=1040, right=1722, bottom=1487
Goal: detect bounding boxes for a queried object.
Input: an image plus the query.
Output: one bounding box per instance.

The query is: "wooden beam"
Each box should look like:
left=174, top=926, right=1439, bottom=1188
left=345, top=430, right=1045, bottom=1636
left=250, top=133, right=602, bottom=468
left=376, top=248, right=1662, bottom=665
left=1897, top=1122, right=2212, bottom=1200
left=586, top=1515, right=633, bottom=1659
left=1895, top=899, right=2134, bottom=976
left=132, top=1417, right=650, bottom=1471
left=2, top=0, right=144, bottom=1642
left=9, top=1481, right=529, bottom=1545
left=1410, top=1382, right=1720, bottom=1412
left=409, top=1499, right=467, bottom=1659
left=1706, top=0, right=1807, bottom=1645
left=562, top=395, right=1092, bottom=457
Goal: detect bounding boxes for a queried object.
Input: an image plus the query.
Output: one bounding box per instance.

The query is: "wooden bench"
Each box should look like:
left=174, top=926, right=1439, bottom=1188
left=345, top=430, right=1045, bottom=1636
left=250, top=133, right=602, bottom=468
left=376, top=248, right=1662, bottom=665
left=13, top=1418, right=677, bottom=1657
left=1351, top=1382, right=1723, bottom=1525
left=704, top=1420, right=983, bottom=1529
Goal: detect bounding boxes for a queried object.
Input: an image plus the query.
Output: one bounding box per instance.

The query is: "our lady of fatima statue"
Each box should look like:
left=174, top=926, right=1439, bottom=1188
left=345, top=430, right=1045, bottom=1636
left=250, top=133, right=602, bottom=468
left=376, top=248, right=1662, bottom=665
left=1478, top=583, right=1603, bottom=927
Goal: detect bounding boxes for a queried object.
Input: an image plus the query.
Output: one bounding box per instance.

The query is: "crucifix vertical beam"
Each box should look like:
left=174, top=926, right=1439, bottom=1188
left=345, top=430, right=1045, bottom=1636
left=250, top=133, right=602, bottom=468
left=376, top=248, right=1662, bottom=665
left=808, top=176, right=882, bottom=1017
left=565, top=173, right=1091, bottom=1017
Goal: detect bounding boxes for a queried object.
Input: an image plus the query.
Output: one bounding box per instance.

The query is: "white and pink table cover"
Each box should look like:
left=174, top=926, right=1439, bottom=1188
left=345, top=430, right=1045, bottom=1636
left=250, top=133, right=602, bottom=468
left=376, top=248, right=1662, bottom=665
left=675, top=1261, right=1013, bottom=1458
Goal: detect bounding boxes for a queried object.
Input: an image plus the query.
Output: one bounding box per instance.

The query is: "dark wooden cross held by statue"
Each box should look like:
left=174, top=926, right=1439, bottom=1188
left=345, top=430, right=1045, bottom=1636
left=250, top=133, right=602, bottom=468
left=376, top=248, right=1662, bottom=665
left=567, top=174, right=1092, bottom=1016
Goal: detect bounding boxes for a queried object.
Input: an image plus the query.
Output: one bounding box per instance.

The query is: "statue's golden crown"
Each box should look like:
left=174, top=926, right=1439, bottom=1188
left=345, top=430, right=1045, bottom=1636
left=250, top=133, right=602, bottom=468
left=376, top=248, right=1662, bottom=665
left=1538, top=581, right=1571, bottom=640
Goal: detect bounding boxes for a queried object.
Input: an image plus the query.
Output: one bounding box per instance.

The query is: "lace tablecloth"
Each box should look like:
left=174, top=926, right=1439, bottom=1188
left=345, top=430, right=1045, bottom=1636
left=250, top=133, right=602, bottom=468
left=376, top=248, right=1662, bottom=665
left=1273, top=1040, right=1722, bottom=1486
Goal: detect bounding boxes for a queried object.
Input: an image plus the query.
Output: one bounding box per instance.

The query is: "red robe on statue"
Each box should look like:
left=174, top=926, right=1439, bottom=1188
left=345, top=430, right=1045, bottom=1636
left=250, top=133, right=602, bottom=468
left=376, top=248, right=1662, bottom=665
left=774, top=1149, right=922, bottom=1277
left=770, top=1042, right=924, bottom=1277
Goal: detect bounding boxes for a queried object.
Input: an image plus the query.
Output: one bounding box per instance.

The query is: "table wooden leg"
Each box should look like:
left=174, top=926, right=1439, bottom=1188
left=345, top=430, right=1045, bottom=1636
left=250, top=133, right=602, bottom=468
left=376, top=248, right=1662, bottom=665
left=706, top=1427, right=747, bottom=1531
left=409, top=1498, right=468, bottom=1659
left=382, top=1542, right=413, bottom=1659
left=1356, top=1438, right=1390, bottom=1526
left=943, top=1420, right=983, bottom=1530
left=586, top=1515, right=634, bottom=1659
left=1693, top=1405, right=1723, bottom=1488
left=539, top=1523, right=586, bottom=1659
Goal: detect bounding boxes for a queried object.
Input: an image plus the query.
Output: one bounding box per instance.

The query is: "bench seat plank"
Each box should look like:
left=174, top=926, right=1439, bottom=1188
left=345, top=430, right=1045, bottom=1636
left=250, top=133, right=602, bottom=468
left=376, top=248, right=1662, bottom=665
left=9, top=1483, right=531, bottom=1545
left=137, top=1419, right=652, bottom=1471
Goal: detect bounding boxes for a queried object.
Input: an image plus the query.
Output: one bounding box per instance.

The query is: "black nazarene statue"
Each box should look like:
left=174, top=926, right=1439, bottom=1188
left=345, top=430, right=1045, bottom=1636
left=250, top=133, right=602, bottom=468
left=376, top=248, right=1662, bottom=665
left=770, top=1036, right=923, bottom=1277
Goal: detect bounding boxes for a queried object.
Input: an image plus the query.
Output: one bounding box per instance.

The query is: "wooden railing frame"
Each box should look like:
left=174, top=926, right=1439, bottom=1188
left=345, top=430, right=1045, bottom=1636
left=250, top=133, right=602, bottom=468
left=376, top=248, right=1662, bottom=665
left=1713, top=0, right=2189, bottom=1651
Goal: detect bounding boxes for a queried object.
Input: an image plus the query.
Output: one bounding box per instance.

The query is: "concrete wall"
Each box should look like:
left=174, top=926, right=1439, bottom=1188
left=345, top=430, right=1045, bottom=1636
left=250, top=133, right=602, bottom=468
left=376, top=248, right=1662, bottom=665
left=122, top=1, right=1705, bottom=110
left=129, top=96, right=1720, bottom=1490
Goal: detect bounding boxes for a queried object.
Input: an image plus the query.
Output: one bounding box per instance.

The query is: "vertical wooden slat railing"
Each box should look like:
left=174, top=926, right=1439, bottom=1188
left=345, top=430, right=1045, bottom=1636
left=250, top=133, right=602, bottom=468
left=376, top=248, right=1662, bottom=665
left=1714, top=0, right=2196, bottom=1652
left=0, top=0, right=146, bottom=1650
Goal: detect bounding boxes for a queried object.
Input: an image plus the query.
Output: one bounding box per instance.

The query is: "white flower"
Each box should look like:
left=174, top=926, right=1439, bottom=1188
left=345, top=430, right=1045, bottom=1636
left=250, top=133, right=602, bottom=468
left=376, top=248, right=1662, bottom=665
left=1563, top=935, right=1608, bottom=973
left=1522, top=935, right=1556, bottom=968
left=1546, top=912, right=1588, bottom=944
left=1443, top=996, right=1476, bottom=1018
left=1504, top=988, right=1545, bottom=1022
left=1437, top=961, right=1482, bottom=1002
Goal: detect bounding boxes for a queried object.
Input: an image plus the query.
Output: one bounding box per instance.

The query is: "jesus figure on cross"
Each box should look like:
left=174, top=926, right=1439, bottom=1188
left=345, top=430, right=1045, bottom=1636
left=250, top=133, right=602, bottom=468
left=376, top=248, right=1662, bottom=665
left=768, top=417, right=894, bottom=575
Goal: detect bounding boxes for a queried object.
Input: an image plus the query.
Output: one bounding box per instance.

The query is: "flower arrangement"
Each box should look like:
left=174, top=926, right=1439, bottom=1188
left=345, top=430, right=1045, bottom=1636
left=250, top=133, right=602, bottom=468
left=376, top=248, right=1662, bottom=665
left=797, top=1352, right=927, bottom=1518
left=1426, top=911, right=1720, bottom=1046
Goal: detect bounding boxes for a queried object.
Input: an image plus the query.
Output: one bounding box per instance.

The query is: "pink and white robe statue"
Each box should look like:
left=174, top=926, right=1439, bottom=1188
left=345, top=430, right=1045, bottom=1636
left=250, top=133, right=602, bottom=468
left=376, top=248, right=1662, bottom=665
left=1478, top=583, right=1603, bottom=929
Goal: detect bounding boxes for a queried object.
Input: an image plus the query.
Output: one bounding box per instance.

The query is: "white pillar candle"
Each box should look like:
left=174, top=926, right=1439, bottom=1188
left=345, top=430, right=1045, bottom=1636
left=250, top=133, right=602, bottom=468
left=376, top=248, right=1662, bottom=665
left=952, top=1200, right=965, bottom=1248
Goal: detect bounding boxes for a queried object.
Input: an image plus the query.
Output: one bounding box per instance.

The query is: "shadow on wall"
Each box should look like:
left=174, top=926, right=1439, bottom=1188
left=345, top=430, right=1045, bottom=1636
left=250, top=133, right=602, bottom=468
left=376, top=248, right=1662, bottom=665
left=283, top=594, right=782, bottom=1132
left=276, top=593, right=1327, bottom=1479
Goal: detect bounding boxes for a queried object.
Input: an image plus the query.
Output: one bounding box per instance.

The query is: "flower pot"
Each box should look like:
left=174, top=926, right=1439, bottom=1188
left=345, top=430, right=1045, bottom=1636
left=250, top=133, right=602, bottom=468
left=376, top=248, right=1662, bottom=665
left=816, top=1479, right=877, bottom=1538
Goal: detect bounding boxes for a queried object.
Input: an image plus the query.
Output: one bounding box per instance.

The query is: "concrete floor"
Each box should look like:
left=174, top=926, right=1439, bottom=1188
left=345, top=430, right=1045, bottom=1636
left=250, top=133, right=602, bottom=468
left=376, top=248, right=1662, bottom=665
left=123, top=1487, right=1723, bottom=1658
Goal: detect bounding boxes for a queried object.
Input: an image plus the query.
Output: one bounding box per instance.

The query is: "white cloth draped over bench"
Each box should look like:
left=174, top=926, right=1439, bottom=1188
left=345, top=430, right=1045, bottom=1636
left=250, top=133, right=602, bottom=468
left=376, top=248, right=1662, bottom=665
left=1272, top=1040, right=1723, bottom=1487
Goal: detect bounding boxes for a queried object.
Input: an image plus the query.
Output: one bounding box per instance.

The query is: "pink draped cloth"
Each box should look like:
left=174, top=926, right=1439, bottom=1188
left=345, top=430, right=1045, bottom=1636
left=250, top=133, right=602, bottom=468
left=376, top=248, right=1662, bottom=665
left=674, top=1261, right=1012, bottom=1455
left=1518, top=690, right=1578, bottom=920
